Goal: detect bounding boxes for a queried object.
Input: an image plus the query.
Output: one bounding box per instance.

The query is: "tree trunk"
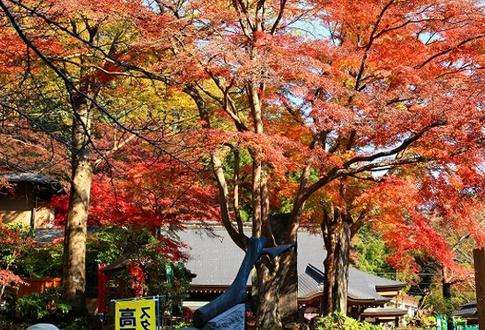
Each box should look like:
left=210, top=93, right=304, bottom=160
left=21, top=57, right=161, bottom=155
left=63, top=92, right=93, bottom=308
left=442, top=282, right=452, bottom=299
left=271, top=214, right=298, bottom=322
left=254, top=211, right=283, bottom=329
left=276, top=250, right=298, bottom=322
left=247, top=79, right=285, bottom=328
left=321, top=206, right=352, bottom=316
left=442, top=268, right=452, bottom=299
left=252, top=214, right=299, bottom=329
left=256, top=259, right=283, bottom=329
left=252, top=211, right=291, bottom=329
left=335, top=221, right=350, bottom=314
left=473, top=248, right=485, bottom=330
left=186, top=82, right=286, bottom=325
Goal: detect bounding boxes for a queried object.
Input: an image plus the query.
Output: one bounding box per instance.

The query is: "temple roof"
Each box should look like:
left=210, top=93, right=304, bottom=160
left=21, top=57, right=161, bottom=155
left=1, top=172, right=63, bottom=197
left=178, top=226, right=247, bottom=287
left=360, top=307, right=407, bottom=317
left=454, top=301, right=478, bottom=319
left=178, top=225, right=404, bottom=303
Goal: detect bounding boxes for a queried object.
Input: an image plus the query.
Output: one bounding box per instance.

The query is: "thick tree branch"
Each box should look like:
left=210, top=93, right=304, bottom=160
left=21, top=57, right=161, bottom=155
left=354, top=0, right=395, bottom=90
left=270, top=0, right=287, bottom=34
left=211, top=152, right=249, bottom=250
left=343, top=120, right=445, bottom=167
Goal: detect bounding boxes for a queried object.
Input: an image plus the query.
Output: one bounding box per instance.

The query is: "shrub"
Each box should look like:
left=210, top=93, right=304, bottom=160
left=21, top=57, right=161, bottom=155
left=87, top=227, right=192, bottom=314
left=16, top=288, right=70, bottom=323
left=15, top=244, right=63, bottom=279
left=14, top=288, right=91, bottom=328
left=423, top=288, right=469, bottom=318
left=314, top=312, right=383, bottom=330
left=0, top=224, right=63, bottom=280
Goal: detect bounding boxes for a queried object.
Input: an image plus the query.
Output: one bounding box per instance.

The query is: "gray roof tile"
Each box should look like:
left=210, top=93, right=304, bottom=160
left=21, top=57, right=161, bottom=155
left=1, top=172, right=63, bottom=194
left=179, top=226, right=404, bottom=302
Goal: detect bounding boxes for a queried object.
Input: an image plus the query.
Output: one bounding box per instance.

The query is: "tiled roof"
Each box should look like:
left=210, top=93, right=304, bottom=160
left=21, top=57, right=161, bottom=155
left=298, top=264, right=392, bottom=303
left=361, top=307, right=407, bottom=317
left=298, top=269, right=322, bottom=299
left=178, top=226, right=248, bottom=286
left=347, top=268, right=392, bottom=302
left=454, top=301, right=478, bottom=318
left=178, top=225, right=404, bottom=303
left=1, top=172, right=63, bottom=195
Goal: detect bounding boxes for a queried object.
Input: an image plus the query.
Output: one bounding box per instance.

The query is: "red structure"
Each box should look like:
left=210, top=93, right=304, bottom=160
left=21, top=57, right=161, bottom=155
left=97, top=263, right=108, bottom=314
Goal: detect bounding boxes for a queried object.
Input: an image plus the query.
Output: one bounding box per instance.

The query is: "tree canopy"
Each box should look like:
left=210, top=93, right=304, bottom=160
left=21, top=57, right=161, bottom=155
left=0, top=0, right=483, bottom=325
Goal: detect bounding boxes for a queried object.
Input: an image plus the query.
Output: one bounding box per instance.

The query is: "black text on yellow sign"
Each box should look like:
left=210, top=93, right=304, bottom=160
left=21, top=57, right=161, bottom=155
left=115, top=298, right=156, bottom=330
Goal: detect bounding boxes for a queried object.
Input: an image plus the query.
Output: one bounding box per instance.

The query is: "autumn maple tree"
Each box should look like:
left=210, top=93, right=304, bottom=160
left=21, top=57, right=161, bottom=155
left=132, top=0, right=483, bottom=322
left=1, top=0, right=483, bottom=326
left=51, top=138, right=220, bottom=233
left=0, top=222, right=32, bottom=302
left=156, top=0, right=482, bottom=322
left=0, top=0, right=178, bottom=307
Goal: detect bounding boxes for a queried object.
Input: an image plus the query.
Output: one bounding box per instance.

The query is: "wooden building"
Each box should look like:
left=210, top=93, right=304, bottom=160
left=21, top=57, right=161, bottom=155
left=0, top=173, right=63, bottom=228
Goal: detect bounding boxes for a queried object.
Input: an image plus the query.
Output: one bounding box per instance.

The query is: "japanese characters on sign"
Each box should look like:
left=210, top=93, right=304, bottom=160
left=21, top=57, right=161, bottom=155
left=115, top=298, right=156, bottom=330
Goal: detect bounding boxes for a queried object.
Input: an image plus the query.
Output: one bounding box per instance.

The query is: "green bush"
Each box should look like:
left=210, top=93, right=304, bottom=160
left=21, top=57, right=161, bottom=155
left=0, top=225, right=63, bottom=279
left=174, top=321, right=192, bottom=329
left=315, top=312, right=383, bottom=330
left=15, top=244, right=63, bottom=279
left=14, top=288, right=91, bottom=328
left=423, top=289, right=469, bottom=318
left=16, top=288, right=70, bottom=323
left=419, top=314, right=437, bottom=327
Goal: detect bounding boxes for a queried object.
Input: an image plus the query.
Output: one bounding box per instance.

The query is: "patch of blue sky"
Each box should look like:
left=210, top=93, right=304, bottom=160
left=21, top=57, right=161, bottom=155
left=418, top=31, right=444, bottom=44
left=287, top=18, right=331, bottom=41
left=349, top=133, right=417, bottom=179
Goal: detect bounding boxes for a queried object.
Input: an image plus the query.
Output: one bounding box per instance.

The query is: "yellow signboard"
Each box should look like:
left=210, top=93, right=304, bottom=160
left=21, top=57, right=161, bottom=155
left=115, top=298, right=157, bottom=330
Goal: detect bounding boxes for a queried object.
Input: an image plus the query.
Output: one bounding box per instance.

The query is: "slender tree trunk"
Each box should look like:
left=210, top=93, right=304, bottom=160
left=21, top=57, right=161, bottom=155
left=335, top=221, right=351, bottom=314
left=441, top=268, right=455, bottom=330
left=321, top=205, right=352, bottom=316
left=442, top=268, right=452, bottom=299
left=473, top=248, right=485, bottom=330
left=322, top=244, right=337, bottom=314
left=63, top=91, right=93, bottom=308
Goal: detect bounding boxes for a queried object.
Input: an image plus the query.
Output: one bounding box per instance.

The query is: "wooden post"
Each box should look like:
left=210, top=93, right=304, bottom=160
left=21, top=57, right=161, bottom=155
left=473, top=247, right=484, bottom=329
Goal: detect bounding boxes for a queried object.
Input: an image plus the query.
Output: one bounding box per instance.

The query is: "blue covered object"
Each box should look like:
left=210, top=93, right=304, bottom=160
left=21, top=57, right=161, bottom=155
left=193, top=237, right=294, bottom=328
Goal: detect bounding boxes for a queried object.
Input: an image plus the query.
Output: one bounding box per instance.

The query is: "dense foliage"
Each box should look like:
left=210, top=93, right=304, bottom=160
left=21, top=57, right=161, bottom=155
left=16, top=288, right=71, bottom=324
left=315, top=312, right=383, bottom=330
left=352, top=225, right=394, bottom=277
left=0, top=288, right=89, bottom=329
left=87, top=227, right=192, bottom=312
left=0, top=225, right=62, bottom=280
left=0, top=0, right=483, bottom=325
